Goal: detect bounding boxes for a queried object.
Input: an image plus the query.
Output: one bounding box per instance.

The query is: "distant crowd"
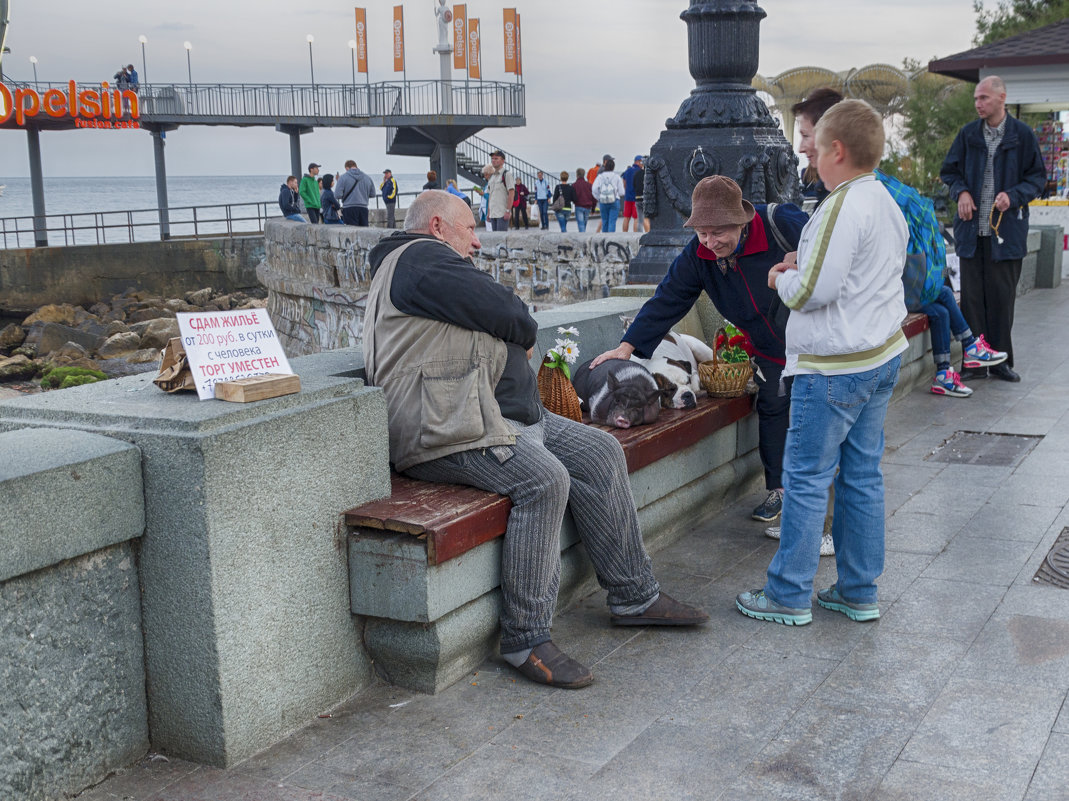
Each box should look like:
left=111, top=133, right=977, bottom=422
left=276, top=151, right=650, bottom=234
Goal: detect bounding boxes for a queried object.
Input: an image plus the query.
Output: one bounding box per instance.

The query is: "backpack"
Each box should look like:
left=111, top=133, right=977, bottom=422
left=874, top=169, right=946, bottom=312
left=597, top=176, right=618, bottom=205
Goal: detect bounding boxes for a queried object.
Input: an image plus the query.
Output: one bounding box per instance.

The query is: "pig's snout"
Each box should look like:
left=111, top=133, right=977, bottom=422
left=612, top=416, right=632, bottom=429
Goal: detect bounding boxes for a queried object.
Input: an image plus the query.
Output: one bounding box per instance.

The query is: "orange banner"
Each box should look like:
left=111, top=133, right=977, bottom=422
left=452, top=4, right=467, bottom=70
left=467, top=18, right=481, bottom=80
left=515, top=13, right=522, bottom=77
left=502, top=8, right=517, bottom=74
left=355, top=8, right=368, bottom=74
left=392, top=5, right=405, bottom=73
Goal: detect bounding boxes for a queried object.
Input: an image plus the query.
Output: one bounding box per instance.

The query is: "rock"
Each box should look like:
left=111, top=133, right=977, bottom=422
left=48, top=341, right=90, bottom=365
left=138, top=318, right=181, bottom=351
left=0, top=324, right=26, bottom=350
left=237, top=299, right=268, bottom=310
left=126, top=348, right=163, bottom=365
left=24, top=322, right=104, bottom=356
left=75, top=319, right=110, bottom=339
left=104, top=320, right=131, bottom=337
left=12, top=345, right=37, bottom=358
left=88, top=302, right=111, bottom=317
left=96, top=357, right=160, bottom=378
left=212, top=294, right=234, bottom=310
left=186, top=288, right=214, bottom=306
left=22, top=303, right=80, bottom=327
left=72, top=307, right=101, bottom=326
left=165, top=298, right=200, bottom=313
left=0, top=354, right=39, bottom=380
left=127, top=308, right=176, bottom=324
left=97, top=331, right=142, bottom=358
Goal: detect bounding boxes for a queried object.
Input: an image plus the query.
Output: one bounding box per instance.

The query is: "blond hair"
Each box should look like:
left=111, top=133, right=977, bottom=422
left=815, top=99, right=884, bottom=171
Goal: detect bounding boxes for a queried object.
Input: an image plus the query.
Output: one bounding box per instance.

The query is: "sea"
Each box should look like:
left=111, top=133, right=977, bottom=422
left=0, top=173, right=462, bottom=247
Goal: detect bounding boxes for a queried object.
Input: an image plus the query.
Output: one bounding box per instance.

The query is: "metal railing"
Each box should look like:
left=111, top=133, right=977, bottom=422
left=0, top=200, right=275, bottom=248
left=457, top=134, right=555, bottom=190
left=8, top=79, right=525, bottom=124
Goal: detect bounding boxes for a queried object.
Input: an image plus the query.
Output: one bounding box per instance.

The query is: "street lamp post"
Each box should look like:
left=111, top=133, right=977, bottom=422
left=183, top=41, right=192, bottom=85
left=348, top=39, right=356, bottom=85
left=306, top=34, right=315, bottom=85
left=138, top=34, right=147, bottom=83
left=29, top=55, right=37, bottom=86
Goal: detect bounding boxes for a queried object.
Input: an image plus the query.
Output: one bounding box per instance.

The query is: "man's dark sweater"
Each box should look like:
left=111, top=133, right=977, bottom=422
left=368, top=231, right=542, bottom=424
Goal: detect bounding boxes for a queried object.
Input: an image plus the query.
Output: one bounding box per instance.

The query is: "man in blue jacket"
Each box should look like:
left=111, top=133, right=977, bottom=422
left=591, top=176, right=810, bottom=531
left=940, top=75, right=1046, bottom=382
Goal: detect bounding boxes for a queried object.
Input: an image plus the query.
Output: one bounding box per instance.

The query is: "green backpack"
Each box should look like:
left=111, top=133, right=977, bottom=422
left=875, top=169, right=946, bottom=312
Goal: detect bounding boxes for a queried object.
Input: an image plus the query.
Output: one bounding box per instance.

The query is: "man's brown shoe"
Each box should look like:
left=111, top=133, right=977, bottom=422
left=512, top=641, right=594, bottom=689
left=610, top=592, right=709, bottom=626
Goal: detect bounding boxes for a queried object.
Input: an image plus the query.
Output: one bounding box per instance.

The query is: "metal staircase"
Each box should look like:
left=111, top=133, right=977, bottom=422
left=385, top=127, right=554, bottom=189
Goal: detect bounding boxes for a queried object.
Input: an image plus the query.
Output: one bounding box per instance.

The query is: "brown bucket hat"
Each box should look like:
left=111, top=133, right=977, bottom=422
left=684, top=176, right=756, bottom=228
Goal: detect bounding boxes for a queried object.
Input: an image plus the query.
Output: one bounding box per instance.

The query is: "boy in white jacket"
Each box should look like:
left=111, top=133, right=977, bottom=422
left=737, top=100, right=908, bottom=626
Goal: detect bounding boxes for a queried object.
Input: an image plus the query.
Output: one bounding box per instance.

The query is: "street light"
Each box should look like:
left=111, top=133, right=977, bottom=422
left=348, top=39, right=357, bottom=85
left=138, top=34, right=147, bottom=84
left=29, top=55, right=37, bottom=86
left=306, top=34, right=315, bottom=85
left=183, top=41, right=192, bottom=86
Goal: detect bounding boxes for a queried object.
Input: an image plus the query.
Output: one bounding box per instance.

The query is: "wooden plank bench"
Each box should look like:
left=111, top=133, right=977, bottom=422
left=344, top=393, right=753, bottom=565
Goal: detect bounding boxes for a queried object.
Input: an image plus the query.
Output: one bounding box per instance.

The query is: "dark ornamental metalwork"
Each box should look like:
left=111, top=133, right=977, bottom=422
left=630, top=0, right=802, bottom=283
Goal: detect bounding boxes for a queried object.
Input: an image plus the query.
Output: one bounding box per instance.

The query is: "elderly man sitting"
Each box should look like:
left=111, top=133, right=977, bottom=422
left=362, top=190, right=708, bottom=689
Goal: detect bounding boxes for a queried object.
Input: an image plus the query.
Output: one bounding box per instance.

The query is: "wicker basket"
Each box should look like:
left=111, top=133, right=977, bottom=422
left=537, top=359, right=583, bottom=421
left=698, top=327, right=753, bottom=398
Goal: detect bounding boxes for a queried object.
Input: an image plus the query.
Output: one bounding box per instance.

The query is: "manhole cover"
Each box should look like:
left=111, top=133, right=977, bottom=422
left=1034, top=528, right=1069, bottom=589
left=925, top=430, right=1041, bottom=467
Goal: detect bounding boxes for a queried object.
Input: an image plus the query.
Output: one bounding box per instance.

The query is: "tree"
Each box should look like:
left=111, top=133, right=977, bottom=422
left=973, top=0, right=1069, bottom=45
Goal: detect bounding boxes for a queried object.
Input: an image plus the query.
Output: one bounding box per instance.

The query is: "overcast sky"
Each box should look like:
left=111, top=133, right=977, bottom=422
left=0, top=0, right=980, bottom=178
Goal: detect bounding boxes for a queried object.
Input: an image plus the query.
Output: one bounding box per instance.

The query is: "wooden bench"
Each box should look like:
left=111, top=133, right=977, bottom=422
left=344, top=393, right=753, bottom=565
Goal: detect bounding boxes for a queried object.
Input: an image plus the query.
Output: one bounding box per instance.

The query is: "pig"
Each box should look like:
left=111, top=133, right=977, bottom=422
left=571, top=358, right=672, bottom=429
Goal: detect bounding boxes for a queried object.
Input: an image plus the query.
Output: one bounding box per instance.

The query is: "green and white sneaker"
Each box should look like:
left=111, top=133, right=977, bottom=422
left=763, top=527, right=835, bottom=557
left=816, top=585, right=880, bottom=622
left=736, top=589, right=812, bottom=626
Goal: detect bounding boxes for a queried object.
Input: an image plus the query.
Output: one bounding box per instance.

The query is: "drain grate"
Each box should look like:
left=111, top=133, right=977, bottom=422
left=925, top=430, right=1041, bottom=467
left=1034, top=528, right=1069, bottom=589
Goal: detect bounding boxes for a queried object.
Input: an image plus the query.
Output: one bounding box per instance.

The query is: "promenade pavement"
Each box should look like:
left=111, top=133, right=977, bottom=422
left=79, top=278, right=1069, bottom=801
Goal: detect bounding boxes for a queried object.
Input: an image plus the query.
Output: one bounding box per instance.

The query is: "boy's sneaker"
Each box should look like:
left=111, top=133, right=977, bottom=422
left=763, top=527, right=834, bottom=556
left=736, top=589, right=812, bottom=626
left=816, top=585, right=880, bottom=622
left=752, top=489, right=783, bottom=522
left=931, top=368, right=973, bottom=398
left=962, top=335, right=1008, bottom=370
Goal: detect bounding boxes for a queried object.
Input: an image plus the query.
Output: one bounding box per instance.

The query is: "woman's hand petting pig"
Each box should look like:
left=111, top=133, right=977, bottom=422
left=589, top=342, right=635, bottom=369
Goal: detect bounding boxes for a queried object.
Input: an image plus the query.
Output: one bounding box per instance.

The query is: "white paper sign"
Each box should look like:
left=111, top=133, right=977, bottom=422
left=176, top=309, right=294, bottom=400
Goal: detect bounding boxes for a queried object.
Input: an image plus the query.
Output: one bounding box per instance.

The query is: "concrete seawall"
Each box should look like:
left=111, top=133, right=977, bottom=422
left=0, top=236, right=265, bottom=316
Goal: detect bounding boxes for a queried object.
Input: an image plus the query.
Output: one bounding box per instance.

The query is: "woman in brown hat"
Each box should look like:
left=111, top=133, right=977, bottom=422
left=590, top=175, right=812, bottom=531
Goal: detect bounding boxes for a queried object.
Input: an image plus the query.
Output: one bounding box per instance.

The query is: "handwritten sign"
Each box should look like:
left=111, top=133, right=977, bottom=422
left=176, top=309, right=294, bottom=400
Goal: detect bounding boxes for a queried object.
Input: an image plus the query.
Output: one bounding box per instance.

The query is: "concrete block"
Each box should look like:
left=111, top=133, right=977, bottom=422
left=0, top=352, right=392, bottom=767
left=1, top=542, right=148, bottom=801
left=1034, top=225, right=1064, bottom=289
left=0, top=427, right=143, bottom=582
left=530, top=296, right=647, bottom=366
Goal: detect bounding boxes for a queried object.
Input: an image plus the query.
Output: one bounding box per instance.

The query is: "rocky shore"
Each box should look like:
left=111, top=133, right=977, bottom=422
left=0, top=287, right=268, bottom=395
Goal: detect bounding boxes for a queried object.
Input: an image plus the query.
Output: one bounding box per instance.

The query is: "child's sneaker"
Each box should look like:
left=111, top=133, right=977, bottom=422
left=963, top=335, right=1008, bottom=369
left=931, top=368, right=973, bottom=398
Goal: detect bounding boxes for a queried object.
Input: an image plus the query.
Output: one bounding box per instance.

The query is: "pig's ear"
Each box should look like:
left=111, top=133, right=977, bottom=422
left=667, top=358, right=693, bottom=375
left=607, top=371, right=620, bottom=391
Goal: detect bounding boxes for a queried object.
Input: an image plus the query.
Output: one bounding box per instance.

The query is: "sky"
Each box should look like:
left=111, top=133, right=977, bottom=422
left=0, top=0, right=981, bottom=178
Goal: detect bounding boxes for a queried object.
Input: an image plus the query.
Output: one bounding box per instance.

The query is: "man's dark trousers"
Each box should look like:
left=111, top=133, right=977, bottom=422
left=342, top=206, right=370, bottom=227
left=385, top=202, right=396, bottom=229
left=959, top=235, right=1022, bottom=368
left=307, top=208, right=322, bottom=224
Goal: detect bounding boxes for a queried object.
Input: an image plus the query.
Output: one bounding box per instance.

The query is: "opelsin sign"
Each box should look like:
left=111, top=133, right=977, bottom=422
left=0, top=80, right=141, bottom=128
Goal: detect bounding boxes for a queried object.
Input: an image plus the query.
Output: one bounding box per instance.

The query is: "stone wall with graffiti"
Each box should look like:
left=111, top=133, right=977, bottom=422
left=258, top=221, right=642, bottom=356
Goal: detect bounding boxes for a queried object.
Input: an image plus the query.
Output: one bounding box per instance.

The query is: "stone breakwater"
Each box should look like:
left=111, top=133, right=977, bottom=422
left=0, top=287, right=267, bottom=392
left=258, top=220, right=642, bottom=356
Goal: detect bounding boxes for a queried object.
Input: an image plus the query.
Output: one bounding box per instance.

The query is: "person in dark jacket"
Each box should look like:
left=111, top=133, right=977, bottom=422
left=571, top=167, right=596, bottom=232
left=362, top=190, right=708, bottom=690
left=422, top=170, right=439, bottom=190
left=940, top=75, right=1046, bottom=382
left=319, top=173, right=342, bottom=224
left=552, top=171, right=576, bottom=232
left=511, top=180, right=530, bottom=228
left=380, top=169, right=398, bottom=228
left=278, top=176, right=304, bottom=221
left=591, top=176, right=807, bottom=526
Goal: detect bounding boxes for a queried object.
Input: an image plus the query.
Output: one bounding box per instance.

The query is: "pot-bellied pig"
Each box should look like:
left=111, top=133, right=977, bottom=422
left=571, top=358, right=672, bottom=428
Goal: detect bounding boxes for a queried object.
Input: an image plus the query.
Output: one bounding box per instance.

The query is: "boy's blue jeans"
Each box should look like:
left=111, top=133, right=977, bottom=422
left=764, top=356, right=901, bottom=609
left=921, top=286, right=972, bottom=367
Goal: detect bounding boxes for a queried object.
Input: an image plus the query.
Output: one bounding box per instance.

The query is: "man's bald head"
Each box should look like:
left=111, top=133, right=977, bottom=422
left=974, top=75, right=1007, bottom=126
left=405, top=190, right=481, bottom=258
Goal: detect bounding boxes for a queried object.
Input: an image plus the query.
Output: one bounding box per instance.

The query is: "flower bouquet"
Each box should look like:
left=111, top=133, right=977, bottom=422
left=537, top=326, right=583, bottom=420
left=698, top=323, right=754, bottom=398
